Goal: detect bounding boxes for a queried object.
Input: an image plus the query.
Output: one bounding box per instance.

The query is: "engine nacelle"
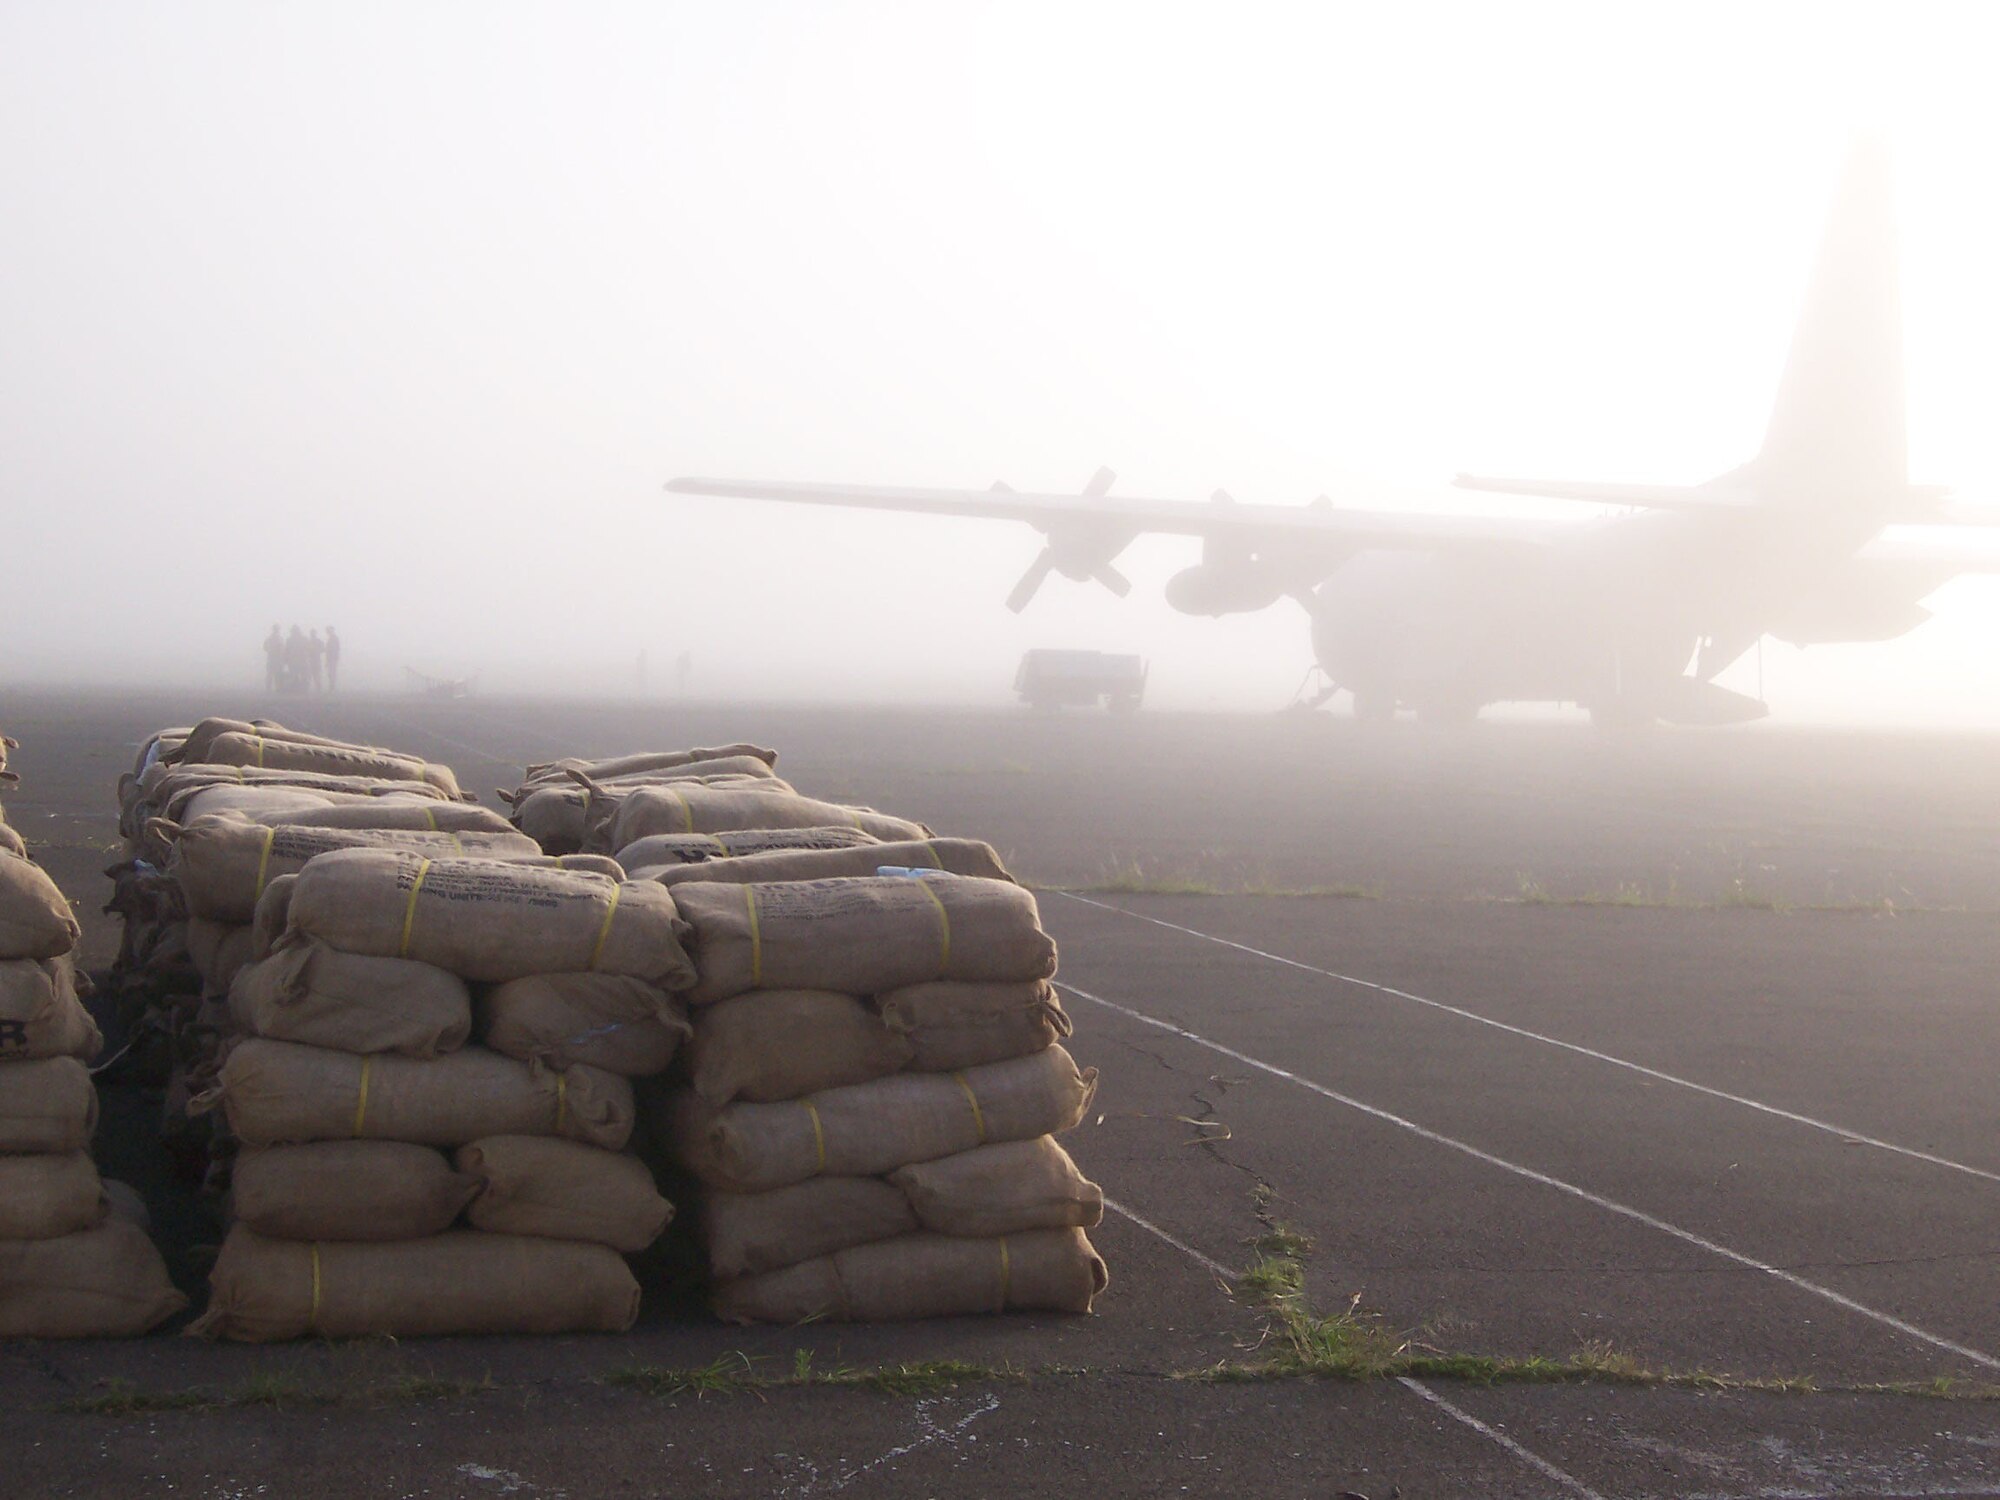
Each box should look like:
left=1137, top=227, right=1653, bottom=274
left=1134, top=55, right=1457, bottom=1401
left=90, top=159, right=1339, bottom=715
left=1164, top=563, right=1287, bottom=617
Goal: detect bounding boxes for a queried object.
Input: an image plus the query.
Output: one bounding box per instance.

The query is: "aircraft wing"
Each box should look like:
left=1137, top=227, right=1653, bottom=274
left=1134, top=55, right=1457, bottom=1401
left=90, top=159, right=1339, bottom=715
left=664, top=476, right=1569, bottom=549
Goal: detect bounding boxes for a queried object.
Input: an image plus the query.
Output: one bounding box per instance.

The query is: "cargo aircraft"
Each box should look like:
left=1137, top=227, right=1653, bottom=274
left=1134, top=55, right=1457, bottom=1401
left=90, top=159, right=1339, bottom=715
left=669, top=145, right=2000, bottom=725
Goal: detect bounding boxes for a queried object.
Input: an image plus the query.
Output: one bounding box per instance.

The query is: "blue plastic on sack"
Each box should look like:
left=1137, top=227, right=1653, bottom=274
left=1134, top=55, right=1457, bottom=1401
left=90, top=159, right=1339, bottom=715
left=875, top=866, right=957, bottom=880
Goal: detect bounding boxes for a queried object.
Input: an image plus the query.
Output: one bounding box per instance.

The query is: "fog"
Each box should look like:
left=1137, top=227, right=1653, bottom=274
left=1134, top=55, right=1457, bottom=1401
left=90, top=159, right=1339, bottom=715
left=4, top=3, right=1998, bottom=723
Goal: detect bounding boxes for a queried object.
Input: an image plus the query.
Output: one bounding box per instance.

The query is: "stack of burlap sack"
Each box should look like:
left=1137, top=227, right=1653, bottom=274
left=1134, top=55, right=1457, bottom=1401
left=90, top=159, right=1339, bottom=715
left=653, top=853, right=1107, bottom=1323
left=104, top=719, right=507, bottom=1179
left=1, top=740, right=185, bottom=1337
left=188, top=847, right=696, bottom=1340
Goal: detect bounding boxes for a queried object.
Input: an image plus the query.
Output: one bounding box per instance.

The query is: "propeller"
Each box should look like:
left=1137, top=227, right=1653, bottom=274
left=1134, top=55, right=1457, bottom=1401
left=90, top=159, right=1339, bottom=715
left=1003, top=467, right=1133, bottom=612
left=1006, top=550, right=1059, bottom=613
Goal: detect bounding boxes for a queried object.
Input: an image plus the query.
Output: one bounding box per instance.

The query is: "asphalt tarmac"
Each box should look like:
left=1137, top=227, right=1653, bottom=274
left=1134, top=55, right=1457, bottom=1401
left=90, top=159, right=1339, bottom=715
left=5, top=689, right=2000, bottom=1498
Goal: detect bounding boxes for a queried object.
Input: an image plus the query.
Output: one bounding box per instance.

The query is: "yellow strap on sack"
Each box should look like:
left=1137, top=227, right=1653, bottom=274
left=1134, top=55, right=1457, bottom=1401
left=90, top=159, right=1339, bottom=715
left=252, top=735, right=266, bottom=768
left=744, top=884, right=763, bottom=987
left=951, top=1071, right=986, bottom=1143
left=708, top=834, right=728, bottom=856
left=422, top=805, right=439, bottom=832
left=996, top=1237, right=1011, bottom=1314
left=449, top=832, right=464, bottom=853
left=671, top=787, right=692, bottom=834
left=919, top=840, right=941, bottom=870
left=308, top=1243, right=323, bottom=1332
left=251, top=824, right=278, bottom=902
left=917, top=879, right=952, bottom=975
left=233, top=765, right=247, bottom=784
left=397, top=859, right=432, bottom=957
left=802, top=1099, right=827, bottom=1173
left=588, top=885, right=621, bottom=971
left=555, top=1072, right=569, bottom=1134
left=352, top=1056, right=373, bottom=1136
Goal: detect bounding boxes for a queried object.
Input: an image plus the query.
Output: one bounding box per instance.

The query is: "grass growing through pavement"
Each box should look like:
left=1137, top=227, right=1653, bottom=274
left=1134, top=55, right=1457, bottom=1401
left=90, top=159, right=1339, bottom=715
left=601, top=1353, right=1017, bottom=1400
left=1185, top=1223, right=1969, bottom=1396
left=1509, top=870, right=1789, bottom=910
left=57, top=1370, right=496, bottom=1416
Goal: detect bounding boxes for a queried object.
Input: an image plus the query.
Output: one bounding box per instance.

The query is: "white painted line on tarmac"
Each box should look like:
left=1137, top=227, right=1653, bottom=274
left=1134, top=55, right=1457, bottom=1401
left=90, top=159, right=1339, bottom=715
left=1396, top=1377, right=1610, bottom=1500
left=1098, top=1201, right=1606, bottom=1499
left=1064, top=981, right=2000, bottom=1374
left=1056, top=892, right=2000, bottom=1188
left=1101, top=1196, right=1234, bottom=1280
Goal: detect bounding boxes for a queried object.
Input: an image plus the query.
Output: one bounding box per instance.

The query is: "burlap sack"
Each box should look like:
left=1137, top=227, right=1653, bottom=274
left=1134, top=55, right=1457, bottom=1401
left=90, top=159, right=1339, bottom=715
left=876, top=981, right=1071, bottom=1072
left=229, top=940, right=472, bottom=1057
left=890, top=1137, right=1103, bottom=1236
left=715, top=1227, right=1106, bottom=1323
left=605, top=786, right=928, bottom=855
left=687, top=990, right=912, bottom=1106
left=616, top=826, right=879, bottom=872
left=650, top=838, right=1012, bottom=889
left=187, top=917, right=254, bottom=994
left=521, top=745, right=777, bottom=783
left=200, top=1039, right=634, bottom=1150
left=674, top=876, right=1056, bottom=1005
left=0, top=1055, right=98, bottom=1151
left=670, top=1045, right=1096, bottom=1192
left=0, top=820, right=25, bottom=858
left=200, top=730, right=463, bottom=797
left=701, top=1177, right=917, bottom=1280
left=165, top=815, right=542, bottom=922
left=171, top=716, right=377, bottom=766
left=147, top=764, right=456, bottom=815
left=0, top=955, right=103, bottom=1062
left=264, top=801, right=518, bottom=835
left=168, top=785, right=339, bottom=837
left=249, top=874, right=296, bottom=958
left=0, top=1219, right=189, bottom=1337
left=0, top=852, right=81, bottom=960
left=104, top=1178, right=151, bottom=1232
left=0, top=1150, right=108, bottom=1239
left=541, top=853, right=629, bottom=880
left=189, top=1226, right=640, bottom=1341
left=511, top=773, right=792, bottom=856
left=283, top=849, right=694, bottom=987
left=456, top=1136, right=671, bottom=1252
left=478, top=974, right=688, bottom=1076
left=231, top=1141, right=479, bottom=1240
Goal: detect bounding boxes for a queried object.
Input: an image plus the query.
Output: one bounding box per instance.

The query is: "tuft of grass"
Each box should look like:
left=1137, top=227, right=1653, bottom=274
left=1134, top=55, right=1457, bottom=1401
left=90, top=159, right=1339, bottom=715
left=1514, top=872, right=1555, bottom=905
left=603, top=1352, right=762, bottom=1398
left=1717, top=876, right=1787, bottom=911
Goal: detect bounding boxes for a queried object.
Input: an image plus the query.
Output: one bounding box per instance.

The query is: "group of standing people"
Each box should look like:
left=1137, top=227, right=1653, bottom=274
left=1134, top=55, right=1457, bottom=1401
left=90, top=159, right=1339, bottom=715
left=264, top=625, right=340, bottom=694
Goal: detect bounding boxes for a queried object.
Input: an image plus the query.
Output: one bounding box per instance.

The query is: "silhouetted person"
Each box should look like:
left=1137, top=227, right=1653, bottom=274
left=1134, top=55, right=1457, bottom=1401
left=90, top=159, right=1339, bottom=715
left=308, top=629, right=326, bottom=693
left=263, top=625, right=284, bottom=692
left=324, top=627, right=341, bottom=691
left=284, top=625, right=309, bottom=694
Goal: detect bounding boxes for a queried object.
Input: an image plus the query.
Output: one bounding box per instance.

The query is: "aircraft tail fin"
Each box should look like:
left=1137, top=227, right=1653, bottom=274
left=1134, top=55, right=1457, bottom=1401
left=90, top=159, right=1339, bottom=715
left=1754, top=139, right=1906, bottom=510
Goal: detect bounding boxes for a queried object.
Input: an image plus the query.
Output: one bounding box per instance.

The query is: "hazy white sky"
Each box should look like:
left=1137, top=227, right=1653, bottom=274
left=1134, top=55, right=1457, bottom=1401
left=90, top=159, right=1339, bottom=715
left=3, top=2, right=1997, bottom=720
